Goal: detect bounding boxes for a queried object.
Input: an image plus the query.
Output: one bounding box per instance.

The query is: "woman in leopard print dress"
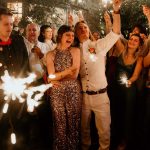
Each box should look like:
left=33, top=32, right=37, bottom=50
left=46, top=25, right=81, bottom=150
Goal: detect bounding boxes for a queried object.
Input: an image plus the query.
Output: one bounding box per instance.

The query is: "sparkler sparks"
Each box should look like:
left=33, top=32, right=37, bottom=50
left=0, top=70, right=53, bottom=145
left=119, top=73, right=128, bottom=85
left=0, top=70, right=52, bottom=114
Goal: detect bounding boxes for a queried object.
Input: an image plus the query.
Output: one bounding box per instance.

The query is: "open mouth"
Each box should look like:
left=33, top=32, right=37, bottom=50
left=66, top=40, right=72, bottom=44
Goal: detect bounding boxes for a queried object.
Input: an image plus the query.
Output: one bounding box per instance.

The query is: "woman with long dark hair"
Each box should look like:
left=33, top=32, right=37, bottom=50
left=38, top=25, right=56, bottom=50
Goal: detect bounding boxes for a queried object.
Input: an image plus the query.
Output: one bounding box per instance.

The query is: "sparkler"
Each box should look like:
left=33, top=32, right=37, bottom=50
left=119, top=73, right=131, bottom=87
left=0, top=70, right=53, bottom=145
left=0, top=70, right=52, bottom=114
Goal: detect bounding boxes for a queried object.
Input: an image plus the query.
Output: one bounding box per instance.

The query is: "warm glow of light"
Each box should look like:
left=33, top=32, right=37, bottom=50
left=0, top=71, right=36, bottom=102
left=119, top=73, right=128, bottom=85
left=48, top=74, right=56, bottom=79
left=78, top=0, right=82, bottom=3
left=0, top=70, right=52, bottom=113
left=2, top=103, right=9, bottom=114
left=89, top=54, right=98, bottom=62
left=102, top=0, right=109, bottom=4
left=25, top=84, right=52, bottom=112
left=11, top=133, right=16, bottom=144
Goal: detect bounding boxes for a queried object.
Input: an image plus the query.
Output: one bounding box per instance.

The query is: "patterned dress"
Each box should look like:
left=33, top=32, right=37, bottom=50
left=49, top=48, right=81, bottom=150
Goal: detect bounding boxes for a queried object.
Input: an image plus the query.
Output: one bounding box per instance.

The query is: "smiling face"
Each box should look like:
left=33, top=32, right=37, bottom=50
left=76, top=22, right=90, bottom=42
left=93, top=32, right=100, bottom=41
left=0, top=15, right=13, bottom=39
left=43, top=27, right=53, bottom=40
left=26, top=23, right=39, bottom=43
left=143, top=5, right=150, bottom=16
left=60, top=31, right=74, bottom=48
left=128, top=35, right=141, bottom=50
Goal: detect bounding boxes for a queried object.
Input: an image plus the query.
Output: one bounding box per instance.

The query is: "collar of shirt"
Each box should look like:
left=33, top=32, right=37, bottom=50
left=0, top=38, right=12, bottom=46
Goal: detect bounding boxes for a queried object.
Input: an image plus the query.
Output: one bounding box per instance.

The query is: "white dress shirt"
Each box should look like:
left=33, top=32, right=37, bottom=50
left=24, top=38, right=49, bottom=79
left=80, top=31, right=120, bottom=92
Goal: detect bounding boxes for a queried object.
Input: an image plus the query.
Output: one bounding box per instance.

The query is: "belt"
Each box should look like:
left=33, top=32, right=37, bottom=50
left=83, top=87, right=107, bottom=95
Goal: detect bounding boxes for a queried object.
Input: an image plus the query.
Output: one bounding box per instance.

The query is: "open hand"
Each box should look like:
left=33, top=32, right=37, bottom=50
left=104, top=11, right=111, bottom=24
left=68, top=13, right=73, bottom=26
left=142, top=5, right=150, bottom=18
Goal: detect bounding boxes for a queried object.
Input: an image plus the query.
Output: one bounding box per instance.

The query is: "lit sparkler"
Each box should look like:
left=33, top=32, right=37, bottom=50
left=0, top=70, right=52, bottom=114
left=119, top=73, right=128, bottom=86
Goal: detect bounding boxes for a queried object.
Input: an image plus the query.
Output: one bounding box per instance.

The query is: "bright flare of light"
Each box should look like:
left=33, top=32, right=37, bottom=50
left=78, top=0, right=82, bottom=3
left=48, top=74, right=56, bottom=79
left=119, top=73, right=128, bottom=85
left=0, top=71, right=36, bottom=102
left=25, top=84, right=52, bottom=112
left=102, top=0, right=112, bottom=7
left=89, top=54, right=98, bottom=62
left=11, top=133, right=16, bottom=144
left=102, top=0, right=109, bottom=4
left=2, top=103, right=9, bottom=114
left=0, top=70, right=52, bottom=113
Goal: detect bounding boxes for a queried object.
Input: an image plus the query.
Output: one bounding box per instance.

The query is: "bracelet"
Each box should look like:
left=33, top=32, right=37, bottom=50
left=113, top=10, right=120, bottom=14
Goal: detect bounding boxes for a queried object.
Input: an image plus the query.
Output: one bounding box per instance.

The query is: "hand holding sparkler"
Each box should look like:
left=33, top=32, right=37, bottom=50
left=120, top=73, right=132, bottom=87
left=126, top=80, right=132, bottom=87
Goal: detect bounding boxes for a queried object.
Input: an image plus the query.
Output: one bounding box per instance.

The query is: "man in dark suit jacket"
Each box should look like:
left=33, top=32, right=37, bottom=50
left=0, top=7, right=30, bottom=150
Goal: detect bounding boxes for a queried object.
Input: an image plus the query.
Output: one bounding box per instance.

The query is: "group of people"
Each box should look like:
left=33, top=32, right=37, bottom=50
left=0, top=0, right=150, bottom=150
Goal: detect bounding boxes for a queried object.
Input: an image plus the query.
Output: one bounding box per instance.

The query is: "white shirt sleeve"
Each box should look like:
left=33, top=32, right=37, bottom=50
left=96, top=31, right=120, bottom=56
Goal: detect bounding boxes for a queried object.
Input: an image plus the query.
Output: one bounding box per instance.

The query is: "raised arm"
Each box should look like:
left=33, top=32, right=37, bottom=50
left=104, top=11, right=112, bottom=34
left=112, top=0, right=122, bottom=34
left=143, top=5, right=150, bottom=27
